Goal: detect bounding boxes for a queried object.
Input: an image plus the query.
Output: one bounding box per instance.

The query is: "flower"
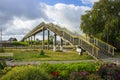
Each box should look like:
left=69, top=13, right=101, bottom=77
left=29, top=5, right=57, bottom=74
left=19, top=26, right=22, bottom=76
left=51, top=71, right=60, bottom=76
left=80, top=71, right=89, bottom=76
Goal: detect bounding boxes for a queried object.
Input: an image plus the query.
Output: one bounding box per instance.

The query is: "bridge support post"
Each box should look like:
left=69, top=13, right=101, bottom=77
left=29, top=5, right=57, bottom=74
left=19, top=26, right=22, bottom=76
left=31, top=36, right=33, bottom=41
left=47, top=30, right=50, bottom=50
left=31, top=36, right=33, bottom=46
left=33, top=35, right=36, bottom=48
left=53, top=33, right=56, bottom=51
left=34, top=35, right=36, bottom=41
left=28, top=38, right=29, bottom=42
left=24, top=38, right=28, bottom=42
left=60, top=38, right=63, bottom=51
left=28, top=37, right=31, bottom=46
left=42, top=28, right=45, bottom=49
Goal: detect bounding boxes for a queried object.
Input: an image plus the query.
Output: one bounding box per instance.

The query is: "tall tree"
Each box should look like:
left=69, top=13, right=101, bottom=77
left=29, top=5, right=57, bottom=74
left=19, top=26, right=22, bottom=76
left=80, top=0, right=120, bottom=50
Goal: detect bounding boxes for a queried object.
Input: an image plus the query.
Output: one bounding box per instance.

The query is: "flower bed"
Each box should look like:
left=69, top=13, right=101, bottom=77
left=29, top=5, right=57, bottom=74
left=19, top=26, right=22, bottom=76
left=0, top=62, right=120, bottom=80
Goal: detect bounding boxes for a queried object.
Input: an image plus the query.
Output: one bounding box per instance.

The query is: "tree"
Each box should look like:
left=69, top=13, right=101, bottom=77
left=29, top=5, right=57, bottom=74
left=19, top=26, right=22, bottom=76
left=80, top=0, right=120, bottom=50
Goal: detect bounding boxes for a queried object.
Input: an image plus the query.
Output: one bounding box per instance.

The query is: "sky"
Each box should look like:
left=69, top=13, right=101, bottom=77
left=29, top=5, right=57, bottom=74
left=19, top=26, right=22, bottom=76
left=0, top=0, right=99, bottom=41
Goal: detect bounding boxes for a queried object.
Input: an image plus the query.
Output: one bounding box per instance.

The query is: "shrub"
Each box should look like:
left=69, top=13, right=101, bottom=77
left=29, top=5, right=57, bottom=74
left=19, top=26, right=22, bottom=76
left=60, top=70, right=70, bottom=79
left=98, top=63, right=120, bottom=80
left=0, top=61, right=6, bottom=70
left=1, top=65, right=50, bottom=80
left=70, top=71, right=89, bottom=80
left=0, top=48, right=5, bottom=53
left=40, top=62, right=98, bottom=73
left=0, top=67, right=12, bottom=75
left=40, top=50, right=45, bottom=55
left=39, top=63, right=55, bottom=74
left=51, top=71, right=61, bottom=80
left=39, top=62, right=99, bottom=79
left=12, top=41, right=28, bottom=46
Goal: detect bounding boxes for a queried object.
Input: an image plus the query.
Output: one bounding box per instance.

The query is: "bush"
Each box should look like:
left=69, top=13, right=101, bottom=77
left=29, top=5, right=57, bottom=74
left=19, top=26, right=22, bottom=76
left=0, top=62, right=101, bottom=80
left=0, top=61, right=6, bottom=70
left=0, top=48, right=5, bottom=53
left=98, top=63, right=120, bottom=80
left=1, top=66, right=50, bottom=80
left=39, top=62, right=99, bottom=79
left=40, top=62, right=98, bottom=73
left=70, top=71, right=89, bottom=80
left=40, top=50, right=45, bottom=55
left=12, top=41, right=28, bottom=46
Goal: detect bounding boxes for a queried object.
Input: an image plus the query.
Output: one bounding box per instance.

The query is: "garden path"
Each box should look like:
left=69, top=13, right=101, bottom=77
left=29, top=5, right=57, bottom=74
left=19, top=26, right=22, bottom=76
left=6, top=58, right=120, bottom=66
left=6, top=60, right=95, bottom=66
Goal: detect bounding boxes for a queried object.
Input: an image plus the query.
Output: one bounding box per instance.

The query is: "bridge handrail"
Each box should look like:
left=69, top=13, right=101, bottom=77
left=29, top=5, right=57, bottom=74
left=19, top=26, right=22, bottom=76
left=94, top=38, right=116, bottom=49
left=78, top=37, right=99, bottom=50
left=79, top=35, right=116, bottom=56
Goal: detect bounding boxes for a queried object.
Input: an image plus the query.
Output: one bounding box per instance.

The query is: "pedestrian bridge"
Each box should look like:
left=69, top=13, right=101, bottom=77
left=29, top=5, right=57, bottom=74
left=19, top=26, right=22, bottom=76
left=22, top=22, right=116, bottom=59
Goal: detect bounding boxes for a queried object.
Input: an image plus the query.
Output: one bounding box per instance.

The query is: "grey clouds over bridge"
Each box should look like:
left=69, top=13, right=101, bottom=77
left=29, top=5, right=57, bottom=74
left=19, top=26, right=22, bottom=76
left=0, top=0, right=99, bottom=40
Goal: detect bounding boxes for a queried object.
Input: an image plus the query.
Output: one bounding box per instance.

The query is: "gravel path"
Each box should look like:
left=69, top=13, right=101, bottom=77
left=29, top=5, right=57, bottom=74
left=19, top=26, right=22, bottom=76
left=101, top=58, right=120, bottom=65
left=6, top=58, right=120, bottom=66
left=6, top=60, right=95, bottom=66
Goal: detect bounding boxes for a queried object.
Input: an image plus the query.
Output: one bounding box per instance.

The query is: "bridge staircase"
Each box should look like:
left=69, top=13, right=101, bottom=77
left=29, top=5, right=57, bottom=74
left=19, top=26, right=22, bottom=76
left=22, top=22, right=116, bottom=59
left=47, top=23, right=116, bottom=59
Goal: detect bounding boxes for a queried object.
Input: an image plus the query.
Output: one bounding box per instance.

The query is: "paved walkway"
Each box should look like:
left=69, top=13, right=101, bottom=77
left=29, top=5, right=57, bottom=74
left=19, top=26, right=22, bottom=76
left=6, top=60, right=95, bottom=66
left=101, top=58, right=120, bottom=65
left=6, top=58, right=120, bottom=66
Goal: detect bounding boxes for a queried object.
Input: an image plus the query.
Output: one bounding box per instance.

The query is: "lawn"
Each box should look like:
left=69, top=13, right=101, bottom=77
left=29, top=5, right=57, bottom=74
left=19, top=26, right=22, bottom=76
left=4, top=49, right=93, bottom=61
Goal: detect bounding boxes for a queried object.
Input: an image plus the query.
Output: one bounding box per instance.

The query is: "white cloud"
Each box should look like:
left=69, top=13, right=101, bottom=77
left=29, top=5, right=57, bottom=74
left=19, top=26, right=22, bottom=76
left=81, top=0, right=99, bottom=4
left=41, top=3, right=91, bottom=32
left=1, top=2, right=91, bottom=41
left=3, top=17, right=47, bottom=40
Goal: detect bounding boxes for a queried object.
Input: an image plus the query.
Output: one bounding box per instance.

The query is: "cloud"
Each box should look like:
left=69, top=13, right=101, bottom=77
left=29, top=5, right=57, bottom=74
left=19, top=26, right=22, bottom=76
left=0, top=0, right=48, bottom=40
left=0, top=0, right=47, bottom=30
left=41, top=3, right=91, bottom=32
left=0, top=0, right=91, bottom=40
left=81, top=0, right=99, bottom=4
left=2, top=17, right=47, bottom=40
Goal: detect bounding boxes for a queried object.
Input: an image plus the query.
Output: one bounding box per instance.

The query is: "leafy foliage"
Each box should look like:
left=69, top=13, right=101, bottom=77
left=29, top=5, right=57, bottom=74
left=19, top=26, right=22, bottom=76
left=39, top=62, right=99, bottom=80
left=98, top=63, right=120, bottom=80
left=39, top=62, right=98, bottom=74
left=0, top=61, right=6, bottom=70
left=1, top=66, right=50, bottom=80
left=12, top=41, right=28, bottom=46
left=80, top=0, right=120, bottom=50
left=40, top=50, right=45, bottom=55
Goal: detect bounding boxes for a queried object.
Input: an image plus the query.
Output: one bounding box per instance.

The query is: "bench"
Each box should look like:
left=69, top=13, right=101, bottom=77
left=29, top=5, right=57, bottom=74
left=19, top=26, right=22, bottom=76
left=0, top=53, right=13, bottom=57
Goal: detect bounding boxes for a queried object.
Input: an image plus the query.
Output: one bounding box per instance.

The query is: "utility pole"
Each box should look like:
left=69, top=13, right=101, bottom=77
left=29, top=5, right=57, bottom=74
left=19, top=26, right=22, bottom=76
left=1, top=29, right=2, bottom=41
left=0, top=29, right=2, bottom=48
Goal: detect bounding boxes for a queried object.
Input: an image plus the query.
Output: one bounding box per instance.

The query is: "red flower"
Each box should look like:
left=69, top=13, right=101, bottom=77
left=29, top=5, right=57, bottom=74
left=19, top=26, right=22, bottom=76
left=51, top=71, right=60, bottom=76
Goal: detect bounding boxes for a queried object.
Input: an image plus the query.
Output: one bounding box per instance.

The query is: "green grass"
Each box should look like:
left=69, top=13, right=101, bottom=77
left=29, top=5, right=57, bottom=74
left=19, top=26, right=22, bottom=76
left=5, top=49, right=93, bottom=61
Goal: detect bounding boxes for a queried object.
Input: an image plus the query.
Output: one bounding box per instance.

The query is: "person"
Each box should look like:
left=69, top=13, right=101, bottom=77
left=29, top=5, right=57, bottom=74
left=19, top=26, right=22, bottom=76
left=76, top=46, right=82, bottom=55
